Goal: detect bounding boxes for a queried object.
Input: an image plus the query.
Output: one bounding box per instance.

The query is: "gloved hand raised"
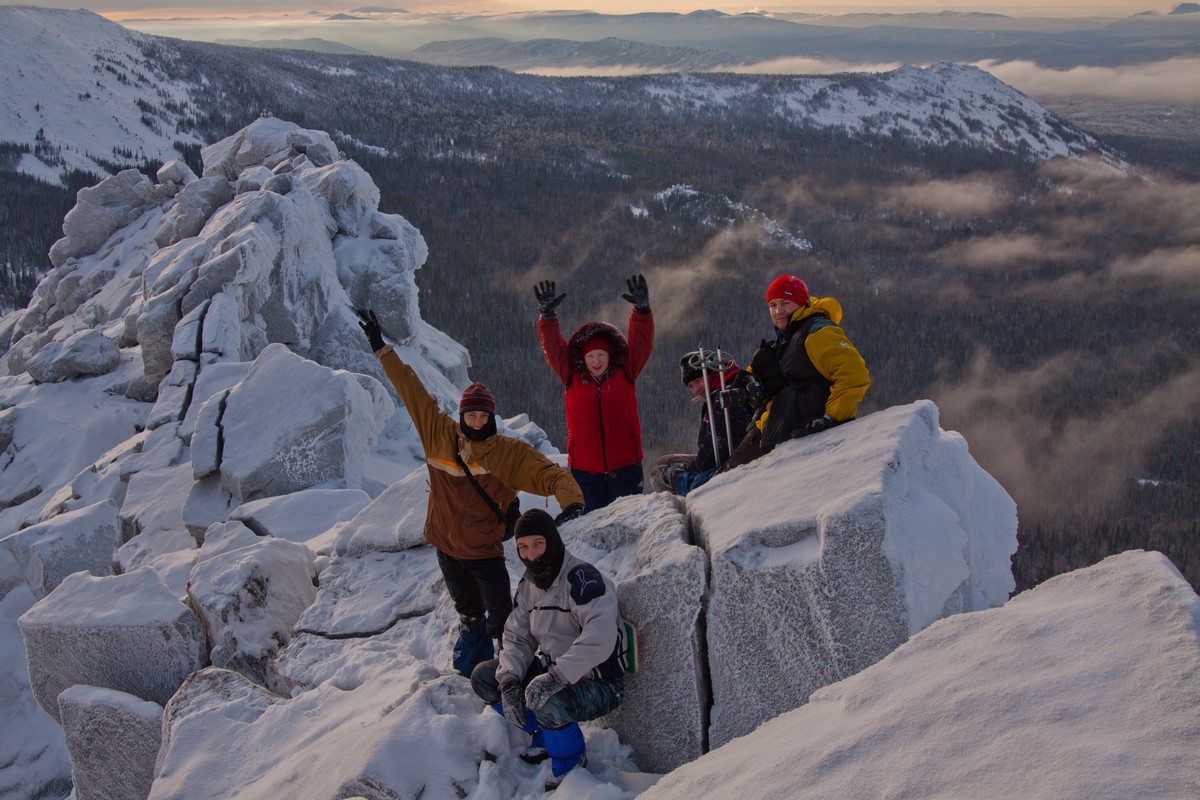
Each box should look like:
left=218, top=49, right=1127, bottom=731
left=554, top=503, right=584, bottom=525
left=356, top=308, right=385, bottom=352
left=524, top=670, right=567, bottom=711
left=534, top=280, right=567, bottom=319
left=621, top=274, right=650, bottom=313
left=500, top=679, right=527, bottom=727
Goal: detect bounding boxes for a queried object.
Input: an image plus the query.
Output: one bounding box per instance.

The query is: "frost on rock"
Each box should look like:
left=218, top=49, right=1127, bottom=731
left=25, top=329, right=120, bottom=384
left=48, top=168, right=171, bottom=268
left=228, top=487, right=371, bottom=549
left=153, top=176, right=232, bottom=248
left=58, top=685, right=163, bottom=800
left=213, top=344, right=392, bottom=502
left=4, top=499, right=120, bottom=599
left=185, top=537, right=317, bottom=684
left=17, top=567, right=206, bottom=723
left=688, top=400, right=1018, bottom=748
left=332, top=467, right=431, bottom=556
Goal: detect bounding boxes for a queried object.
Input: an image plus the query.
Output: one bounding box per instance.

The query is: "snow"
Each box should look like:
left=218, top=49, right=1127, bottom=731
left=0, top=107, right=1194, bottom=799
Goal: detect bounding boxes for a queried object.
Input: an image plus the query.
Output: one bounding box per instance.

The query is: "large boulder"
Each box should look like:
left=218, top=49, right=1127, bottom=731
left=185, top=537, right=317, bottom=684
left=48, top=169, right=168, bottom=267
left=688, top=400, right=1017, bottom=748
left=332, top=467, right=431, bottom=557
left=58, top=685, right=163, bottom=800
left=212, top=344, right=392, bottom=502
left=228, top=487, right=371, bottom=550
left=17, top=567, right=206, bottom=722
left=4, top=499, right=120, bottom=599
left=25, top=329, right=120, bottom=384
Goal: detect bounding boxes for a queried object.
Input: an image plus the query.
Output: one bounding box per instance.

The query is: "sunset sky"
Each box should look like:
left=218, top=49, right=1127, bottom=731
left=3, top=1, right=1163, bottom=20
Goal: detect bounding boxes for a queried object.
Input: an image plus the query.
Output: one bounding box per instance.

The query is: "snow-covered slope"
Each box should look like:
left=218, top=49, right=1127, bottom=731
left=0, top=6, right=1107, bottom=190
left=0, top=7, right=201, bottom=184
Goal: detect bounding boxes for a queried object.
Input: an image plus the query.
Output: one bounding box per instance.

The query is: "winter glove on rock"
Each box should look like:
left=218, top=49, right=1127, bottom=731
left=500, top=680, right=527, bottom=728
left=797, top=415, right=835, bottom=438
left=356, top=308, right=385, bottom=352
left=534, top=280, right=567, bottom=319
left=524, top=670, right=567, bottom=711
left=554, top=503, right=585, bottom=525
left=621, top=274, right=651, bottom=313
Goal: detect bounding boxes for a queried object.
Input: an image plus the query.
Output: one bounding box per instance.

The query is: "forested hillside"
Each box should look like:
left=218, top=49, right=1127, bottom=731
left=1, top=37, right=1196, bottom=593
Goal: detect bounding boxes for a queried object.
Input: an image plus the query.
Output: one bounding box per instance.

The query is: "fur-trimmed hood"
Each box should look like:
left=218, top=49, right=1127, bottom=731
left=567, top=321, right=629, bottom=378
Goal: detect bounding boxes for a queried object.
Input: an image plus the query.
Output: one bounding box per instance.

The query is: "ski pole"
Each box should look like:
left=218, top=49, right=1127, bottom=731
left=715, top=347, right=735, bottom=460
left=695, top=345, right=721, bottom=469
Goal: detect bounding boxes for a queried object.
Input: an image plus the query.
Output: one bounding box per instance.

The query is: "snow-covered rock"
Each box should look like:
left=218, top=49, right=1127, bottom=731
left=212, top=344, right=392, bottom=502
left=4, top=499, right=120, bottom=599
left=153, top=176, right=232, bottom=249
left=185, top=537, right=317, bottom=684
left=332, top=467, right=432, bottom=556
left=689, top=399, right=1017, bottom=748
left=48, top=169, right=171, bottom=268
left=639, top=550, right=1200, bottom=800
left=24, top=329, right=120, bottom=384
left=228, top=487, right=371, bottom=550
left=58, top=685, right=163, bottom=800
left=18, top=568, right=206, bottom=723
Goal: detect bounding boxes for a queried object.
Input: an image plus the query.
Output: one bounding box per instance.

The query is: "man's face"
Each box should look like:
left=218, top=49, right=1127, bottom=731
left=768, top=298, right=800, bottom=330
left=686, top=375, right=706, bottom=399
left=463, top=410, right=490, bottom=430
left=517, top=535, right=547, bottom=561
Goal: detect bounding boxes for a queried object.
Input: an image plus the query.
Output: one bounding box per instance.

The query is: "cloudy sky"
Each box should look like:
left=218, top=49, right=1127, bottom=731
left=3, top=1, right=1162, bottom=19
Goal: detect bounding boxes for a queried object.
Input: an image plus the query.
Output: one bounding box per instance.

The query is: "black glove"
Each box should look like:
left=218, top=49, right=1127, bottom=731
left=714, top=387, right=747, bottom=411
left=524, top=670, right=567, bottom=711
left=500, top=679, right=527, bottom=727
left=554, top=503, right=584, bottom=525
left=534, top=280, right=567, bottom=319
left=796, top=415, right=835, bottom=438
left=356, top=308, right=384, bottom=352
left=621, top=274, right=650, bottom=313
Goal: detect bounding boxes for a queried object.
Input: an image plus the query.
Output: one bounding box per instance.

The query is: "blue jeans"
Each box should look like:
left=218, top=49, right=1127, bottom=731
left=572, top=463, right=643, bottom=513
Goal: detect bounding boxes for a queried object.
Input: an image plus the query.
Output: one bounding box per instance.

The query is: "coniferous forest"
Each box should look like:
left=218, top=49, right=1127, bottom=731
left=1, top=40, right=1196, bottom=593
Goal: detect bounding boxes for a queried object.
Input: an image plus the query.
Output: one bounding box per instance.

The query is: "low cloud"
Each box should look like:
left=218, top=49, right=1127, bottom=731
left=1108, top=245, right=1200, bottom=290
left=931, top=233, right=1079, bottom=272
left=881, top=174, right=1015, bottom=219
left=976, top=57, right=1200, bottom=104
left=721, top=56, right=903, bottom=76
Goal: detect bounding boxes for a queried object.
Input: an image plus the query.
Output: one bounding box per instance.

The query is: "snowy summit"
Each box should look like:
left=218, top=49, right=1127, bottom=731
left=0, top=116, right=1196, bottom=800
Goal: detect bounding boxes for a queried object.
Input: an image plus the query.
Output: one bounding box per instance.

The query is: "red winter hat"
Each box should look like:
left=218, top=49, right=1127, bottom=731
left=459, top=382, right=495, bottom=415
left=766, top=275, right=809, bottom=305
left=582, top=336, right=612, bottom=356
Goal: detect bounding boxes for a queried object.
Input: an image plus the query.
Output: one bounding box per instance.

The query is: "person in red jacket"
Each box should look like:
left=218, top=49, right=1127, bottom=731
left=534, top=275, right=654, bottom=512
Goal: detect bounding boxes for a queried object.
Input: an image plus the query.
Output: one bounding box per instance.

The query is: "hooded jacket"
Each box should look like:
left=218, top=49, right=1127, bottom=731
left=748, top=297, right=870, bottom=451
left=497, top=550, right=623, bottom=686
left=537, top=310, right=654, bottom=474
left=375, top=346, right=584, bottom=560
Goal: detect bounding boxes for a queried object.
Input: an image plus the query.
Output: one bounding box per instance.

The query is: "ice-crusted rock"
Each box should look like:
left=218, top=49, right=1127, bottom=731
left=58, top=685, right=163, bottom=800
left=688, top=400, right=1017, bottom=748
left=17, top=567, right=206, bottom=723
left=210, top=344, right=392, bottom=502
left=564, top=494, right=708, bottom=774
left=156, top=160, right=197, bottom=187
left=229, top=487, right=371, bottom=549
left=4, top=499, right=120, bottom=599
left=332, top=467, right=431, bottom=556
left=153, top=176, right=232, bottom=249
left=49, top=169, right=170, bottom=268
left=25, top=329, right=120, bottom=384
left=186, top=537, right=317, bottom=684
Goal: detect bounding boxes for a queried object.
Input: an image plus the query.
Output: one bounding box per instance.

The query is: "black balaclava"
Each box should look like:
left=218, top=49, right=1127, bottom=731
left=514, top=508, right=566, bottom=591
left=460, top=413, right=497, bottom=442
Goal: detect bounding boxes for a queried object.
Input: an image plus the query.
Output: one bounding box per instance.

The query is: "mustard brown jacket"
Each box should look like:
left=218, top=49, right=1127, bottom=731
left=375, top=345, right=585, bottom=560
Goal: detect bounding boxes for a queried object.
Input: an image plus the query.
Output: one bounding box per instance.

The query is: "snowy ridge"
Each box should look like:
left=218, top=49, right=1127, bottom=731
left=0, top=7, right=201, bottom=184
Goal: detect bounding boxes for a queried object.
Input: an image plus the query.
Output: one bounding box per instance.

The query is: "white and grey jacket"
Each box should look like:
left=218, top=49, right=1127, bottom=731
left=496, top=552, right=622, bottom=686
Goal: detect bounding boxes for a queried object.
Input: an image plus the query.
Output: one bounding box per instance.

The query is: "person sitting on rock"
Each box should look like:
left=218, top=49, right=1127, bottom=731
left=651, top=350, right=752, bottom=496
left=471, top=508, right=625, bottom=791
left=534, top=275, right=654, bottom=513
left=722, top=275, right=870, bottom=471
left=357, top=309, right=585, bottom=679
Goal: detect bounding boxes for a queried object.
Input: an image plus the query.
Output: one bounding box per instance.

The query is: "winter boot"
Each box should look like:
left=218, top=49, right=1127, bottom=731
left=453, top=616, right=493, bottom=678
left=541, top=722, right=586, bottom=789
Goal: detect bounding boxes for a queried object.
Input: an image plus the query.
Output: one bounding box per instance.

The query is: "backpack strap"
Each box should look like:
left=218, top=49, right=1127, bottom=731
left=453, top=448, right=506, bottom=525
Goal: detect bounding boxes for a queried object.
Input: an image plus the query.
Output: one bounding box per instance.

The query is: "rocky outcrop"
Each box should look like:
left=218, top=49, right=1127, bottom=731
left=58, top=686, right=163, bottom=800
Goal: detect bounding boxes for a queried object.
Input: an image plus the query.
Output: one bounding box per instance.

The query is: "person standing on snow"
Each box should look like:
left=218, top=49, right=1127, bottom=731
left=357, top=309, right=585, bottom=679
left=650, top=351, right=752, bottom=496
left=470, top=508, right=624, bottom=791
left=720, top=275, right=870, bottom=471
left=534, top=275, right=654, bottom=512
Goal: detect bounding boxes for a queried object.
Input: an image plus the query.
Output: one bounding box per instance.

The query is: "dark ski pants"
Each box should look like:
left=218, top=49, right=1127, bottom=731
left=572, top=463, right=643, bottom=513
left=437, top=551, right=512, bottom=676
left=471, top=657, right=624, bottom=776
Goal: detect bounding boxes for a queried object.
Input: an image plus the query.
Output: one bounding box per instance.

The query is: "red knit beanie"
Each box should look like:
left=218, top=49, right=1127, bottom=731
left=582, top=335, right=612, bottom=356
left=766, top=275, right=809, bottom=305
left=459, top=382, right=496, bottom=415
